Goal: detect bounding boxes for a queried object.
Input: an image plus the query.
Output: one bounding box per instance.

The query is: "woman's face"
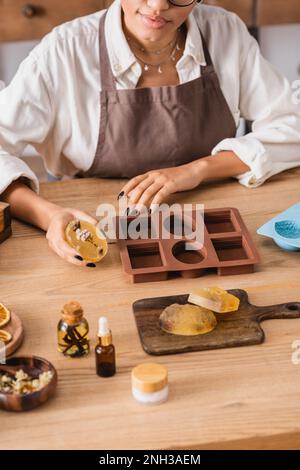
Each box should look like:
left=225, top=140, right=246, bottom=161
left=121, top=0, right=196, bottom=44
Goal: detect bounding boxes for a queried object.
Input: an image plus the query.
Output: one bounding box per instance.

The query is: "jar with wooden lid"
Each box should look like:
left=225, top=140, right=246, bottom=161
left=57, top=301, right=90, bottom=357
left=131, top=363, right=168, bottom=405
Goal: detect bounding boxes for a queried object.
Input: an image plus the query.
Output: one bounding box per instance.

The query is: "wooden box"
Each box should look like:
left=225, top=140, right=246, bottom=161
left=0, top=202, right=12, bottom=244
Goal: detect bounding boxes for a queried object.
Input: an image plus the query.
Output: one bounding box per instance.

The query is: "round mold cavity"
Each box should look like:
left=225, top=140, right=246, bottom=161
left=172, top=241, right=205, bottom=265
left=273, top=238, right=300, bottom=252
left=274, top=219, right=300, bottom=239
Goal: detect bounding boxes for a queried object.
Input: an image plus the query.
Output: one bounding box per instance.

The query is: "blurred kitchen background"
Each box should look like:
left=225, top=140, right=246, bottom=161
left=0, top=1, right=299, bottom=181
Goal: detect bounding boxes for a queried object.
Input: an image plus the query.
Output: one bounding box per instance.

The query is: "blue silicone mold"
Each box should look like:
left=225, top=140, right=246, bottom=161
left=274, top=220, right=300, bottom=239
left=257, top=202, right=300, bottom=252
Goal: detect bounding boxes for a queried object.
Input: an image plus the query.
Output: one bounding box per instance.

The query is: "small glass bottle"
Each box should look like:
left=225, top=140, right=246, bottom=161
left=57, top=301, right=90, bottom=357
left=95, top=317, right=116, bottom=377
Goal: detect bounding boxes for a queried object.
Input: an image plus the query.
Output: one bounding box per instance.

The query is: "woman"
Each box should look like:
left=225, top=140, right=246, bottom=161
left=0, top=0, right=299, bottom=266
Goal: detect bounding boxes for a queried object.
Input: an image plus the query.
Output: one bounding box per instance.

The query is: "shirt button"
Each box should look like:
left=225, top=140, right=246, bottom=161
left=133, top=63, right=140, bottom=73
left=113, top=63, right=122, bottom=73
left=249, top=176, right=257, bottom=185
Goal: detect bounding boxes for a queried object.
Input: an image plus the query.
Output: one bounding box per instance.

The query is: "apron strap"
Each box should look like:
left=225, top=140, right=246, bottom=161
left=199, top=30, right=215, bottom=75
left=99, top=11, right=117, bottom=92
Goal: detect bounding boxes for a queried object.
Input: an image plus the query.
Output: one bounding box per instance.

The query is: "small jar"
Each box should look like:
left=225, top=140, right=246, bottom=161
left=131, top=363, right=168, bottom=405
left=57, top=301, right=90, bottom=357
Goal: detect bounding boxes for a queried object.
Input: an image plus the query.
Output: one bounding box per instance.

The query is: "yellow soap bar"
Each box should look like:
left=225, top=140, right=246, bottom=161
left=159, top=303, right=217, bottom=336
left=188, top=287, right=240, bottom=314
left=65, top=219, right=108, bottom=263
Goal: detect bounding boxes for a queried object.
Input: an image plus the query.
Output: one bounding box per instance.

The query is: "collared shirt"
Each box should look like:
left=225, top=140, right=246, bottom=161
left=0, top=0, right=300, bottom=195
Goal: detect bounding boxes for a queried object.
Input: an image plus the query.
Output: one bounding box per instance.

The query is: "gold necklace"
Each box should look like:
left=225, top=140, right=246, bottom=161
left=134, top=41, right=181, bottom=74
left=126, top=34, right=177, bottom=56
left=128, top=29, right=182, bottom=74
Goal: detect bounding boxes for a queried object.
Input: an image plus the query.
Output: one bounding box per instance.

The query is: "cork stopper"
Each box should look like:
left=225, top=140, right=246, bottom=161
left=131, top=363, right=168, bottom=393
left=62, top=301, right=83, bottom=325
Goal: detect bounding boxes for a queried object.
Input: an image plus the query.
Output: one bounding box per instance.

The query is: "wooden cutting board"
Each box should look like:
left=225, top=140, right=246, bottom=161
left=132, top=289, right=300, bottom=355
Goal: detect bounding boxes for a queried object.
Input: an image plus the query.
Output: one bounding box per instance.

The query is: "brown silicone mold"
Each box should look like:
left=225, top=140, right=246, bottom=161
left=115, top=208, right=260, bottom=283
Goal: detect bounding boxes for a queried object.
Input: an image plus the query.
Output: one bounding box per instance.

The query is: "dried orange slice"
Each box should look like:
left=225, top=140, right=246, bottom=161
left=0, top=302, right=10, bottom=328
left=0, top=329, right=12, bottom=343
left=65, top=219, right=108, bottom=263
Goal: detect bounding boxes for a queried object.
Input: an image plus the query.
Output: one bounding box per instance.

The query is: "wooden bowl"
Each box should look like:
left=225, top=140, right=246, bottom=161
left=0, top=356, right=57, bottom=412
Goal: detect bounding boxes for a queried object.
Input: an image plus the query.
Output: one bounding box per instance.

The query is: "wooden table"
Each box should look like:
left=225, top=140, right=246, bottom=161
left=1, top=170, right=300, bottom=450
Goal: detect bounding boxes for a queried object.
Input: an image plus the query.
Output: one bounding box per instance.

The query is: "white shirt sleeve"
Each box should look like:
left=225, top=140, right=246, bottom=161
left=0, top=51, right=55, bottom=195
left=211, top=13, right=300, bottom=188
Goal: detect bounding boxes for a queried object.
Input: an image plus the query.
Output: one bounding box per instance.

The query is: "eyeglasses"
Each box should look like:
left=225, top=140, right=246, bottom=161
left=168, top=0, right=203, bottom=7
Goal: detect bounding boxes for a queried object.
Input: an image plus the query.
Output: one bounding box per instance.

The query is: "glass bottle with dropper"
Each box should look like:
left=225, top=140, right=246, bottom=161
left=95, top=316, right=116, bottom=377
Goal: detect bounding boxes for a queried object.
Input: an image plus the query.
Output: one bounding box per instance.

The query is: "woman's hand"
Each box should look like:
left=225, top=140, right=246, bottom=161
left=46, top=207, right=98, bottom=266
left=119, top=160, right=208, bottom=212
left=1, top=181, right=98, bottom=266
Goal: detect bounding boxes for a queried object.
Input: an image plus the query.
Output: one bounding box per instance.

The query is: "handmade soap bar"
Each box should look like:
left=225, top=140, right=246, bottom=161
left=65, top=219, right=108, bottom=263
left=159, top=303, right=217, bottom=336
left=188, top=287, right=240, bottom=313
left=0, top=202, right=12, bottom=244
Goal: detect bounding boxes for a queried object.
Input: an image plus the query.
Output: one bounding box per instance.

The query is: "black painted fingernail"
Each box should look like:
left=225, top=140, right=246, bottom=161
left=86, top=263, right=96, bottom=268
left=117, top=191, right=124, bottom=200
left=125, top=207, right=130, bottom=216
left=74, top=255, right=83, bottom=261
left=148, top=208, right=152, bottom=215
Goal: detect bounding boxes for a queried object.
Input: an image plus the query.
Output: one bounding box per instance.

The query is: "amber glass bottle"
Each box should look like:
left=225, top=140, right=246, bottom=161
left=57, top=301, right=90, bottom=357
left=95, top=317, right=116, bottom=377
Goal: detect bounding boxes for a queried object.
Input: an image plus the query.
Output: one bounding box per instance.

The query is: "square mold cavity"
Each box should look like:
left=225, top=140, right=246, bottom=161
left=204, top=210, right=236, bottom=234
left=162, top=213, right=196, bottom=239
left=118, top=215, right=157, bottom=240
left=127, top=242, right=163, bottom=269
left=212, top=236, right=249, bottom=262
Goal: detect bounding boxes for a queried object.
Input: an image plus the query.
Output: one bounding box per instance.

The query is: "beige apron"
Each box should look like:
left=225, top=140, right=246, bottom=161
left=78, top=11, right=236, bottom=178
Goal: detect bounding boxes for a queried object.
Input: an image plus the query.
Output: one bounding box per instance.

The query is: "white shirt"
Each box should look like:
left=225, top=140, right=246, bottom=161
left=0, top=0, right=300, bottom=195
